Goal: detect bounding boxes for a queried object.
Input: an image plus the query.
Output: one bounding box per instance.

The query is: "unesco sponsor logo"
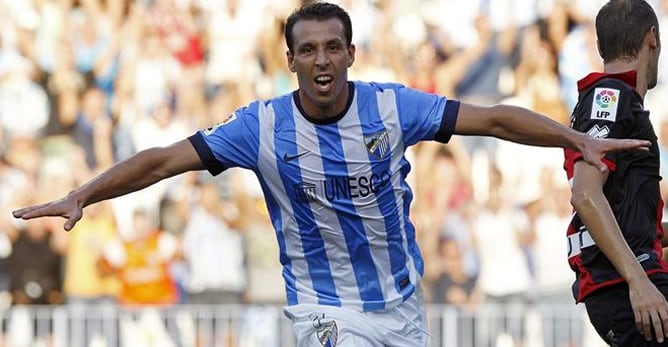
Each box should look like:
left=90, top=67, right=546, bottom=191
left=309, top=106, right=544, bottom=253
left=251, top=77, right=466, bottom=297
left=293, top=170, right=392, bottom=203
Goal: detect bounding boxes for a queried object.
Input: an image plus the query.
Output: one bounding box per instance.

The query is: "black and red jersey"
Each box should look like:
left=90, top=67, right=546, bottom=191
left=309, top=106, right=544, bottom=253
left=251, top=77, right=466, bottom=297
left=564, top=71, right=668, bottom=302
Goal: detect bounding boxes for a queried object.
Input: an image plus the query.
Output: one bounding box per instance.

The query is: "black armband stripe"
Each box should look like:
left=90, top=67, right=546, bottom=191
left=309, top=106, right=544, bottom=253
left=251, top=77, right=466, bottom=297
left=434, top=100, right=460, bottom=143
left=188, top=132, right=226, bottom=175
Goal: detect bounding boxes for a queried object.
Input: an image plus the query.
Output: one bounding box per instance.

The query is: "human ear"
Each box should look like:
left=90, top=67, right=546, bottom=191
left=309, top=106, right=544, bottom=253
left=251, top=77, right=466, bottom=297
left=647, top=25, right=659, bottom=49
left=347, top=44, right=356, bottom=67
left=286, top=50, right=296, bottom=72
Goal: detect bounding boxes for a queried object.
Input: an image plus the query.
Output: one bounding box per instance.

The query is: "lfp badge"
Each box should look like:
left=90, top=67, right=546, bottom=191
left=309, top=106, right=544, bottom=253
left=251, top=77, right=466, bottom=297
left=590, top=88, right=620, bottom=122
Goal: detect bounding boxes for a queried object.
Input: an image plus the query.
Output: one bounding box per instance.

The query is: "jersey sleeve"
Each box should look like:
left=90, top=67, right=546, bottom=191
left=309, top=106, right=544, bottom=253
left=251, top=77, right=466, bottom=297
left=188, top=102, right=260, bottom=175
left=393, top=85, right=459, bottom=146
left=565, top=79, right=634, bottom=172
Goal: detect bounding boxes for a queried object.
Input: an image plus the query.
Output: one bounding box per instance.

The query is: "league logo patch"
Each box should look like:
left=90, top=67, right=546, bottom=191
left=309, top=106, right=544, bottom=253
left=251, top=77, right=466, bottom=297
left=586, top=125, right=610, bottom=138
left=364, top=130, right=390, bottom=160
left=220, top=112, right=237, bottom=125
left=590, top=88, right=619, bottom=122
left=310, top=313, right=338, bottom=347
left=203, top=112, right=237, bottom=135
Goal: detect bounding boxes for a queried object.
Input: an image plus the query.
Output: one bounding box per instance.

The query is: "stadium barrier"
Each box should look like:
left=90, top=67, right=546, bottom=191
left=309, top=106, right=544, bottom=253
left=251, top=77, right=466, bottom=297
left=0, top=303, right=603, bottom=347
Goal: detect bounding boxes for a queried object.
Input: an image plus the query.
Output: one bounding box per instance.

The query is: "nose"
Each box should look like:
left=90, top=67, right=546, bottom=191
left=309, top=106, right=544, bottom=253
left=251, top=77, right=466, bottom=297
left=315, top=48, right=329, bottom=68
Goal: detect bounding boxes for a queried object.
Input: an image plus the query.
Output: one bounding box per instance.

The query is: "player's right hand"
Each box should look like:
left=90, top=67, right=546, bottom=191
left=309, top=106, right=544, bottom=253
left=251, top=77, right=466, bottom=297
left=12, top=196, right=83, bottom=232
left=628, top=277, right=668, bottom=342
left=578, top=136, right=651, bottom=173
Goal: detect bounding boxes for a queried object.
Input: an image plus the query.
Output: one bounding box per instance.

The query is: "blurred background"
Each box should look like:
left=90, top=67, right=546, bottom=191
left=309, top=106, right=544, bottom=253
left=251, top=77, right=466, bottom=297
left=1, top=0, right=668, bottom=346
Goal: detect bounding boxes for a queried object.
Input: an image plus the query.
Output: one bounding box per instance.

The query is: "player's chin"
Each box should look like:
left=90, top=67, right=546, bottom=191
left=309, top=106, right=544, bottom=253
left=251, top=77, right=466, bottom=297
left=312, top=93, right=335, bottom=107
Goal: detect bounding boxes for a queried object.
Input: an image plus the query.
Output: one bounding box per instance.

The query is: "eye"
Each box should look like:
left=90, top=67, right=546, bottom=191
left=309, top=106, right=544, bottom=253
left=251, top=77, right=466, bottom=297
left=300, top=46, right=314, bottom=54
left=328, top=43, right=341, bottom=52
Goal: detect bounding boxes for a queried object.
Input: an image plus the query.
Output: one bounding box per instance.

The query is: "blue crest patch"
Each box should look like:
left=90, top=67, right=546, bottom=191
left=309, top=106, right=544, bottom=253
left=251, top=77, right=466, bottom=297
left=310, top=313, right=338, bottom=347
left=364, top=130, right=390, bottom=160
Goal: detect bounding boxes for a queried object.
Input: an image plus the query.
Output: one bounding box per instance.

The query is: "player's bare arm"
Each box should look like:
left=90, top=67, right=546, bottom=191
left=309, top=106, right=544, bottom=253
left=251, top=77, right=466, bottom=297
left=453, top=102, right=650, bottom=172
left=572, top=161, right=668, bottom=343
left=12, top=139, right=204, bottom=231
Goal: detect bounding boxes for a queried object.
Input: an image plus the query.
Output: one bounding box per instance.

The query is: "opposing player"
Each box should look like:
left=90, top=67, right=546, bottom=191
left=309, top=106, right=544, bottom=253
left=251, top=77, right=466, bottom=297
left=14, top=2, right=651, bottom=346
left=565, top=1, right=668, bottom=346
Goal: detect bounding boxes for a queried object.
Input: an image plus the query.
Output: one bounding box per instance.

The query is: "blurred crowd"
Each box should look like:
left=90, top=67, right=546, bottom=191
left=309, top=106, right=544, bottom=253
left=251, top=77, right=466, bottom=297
left=3, top=0, right=668, bottom=345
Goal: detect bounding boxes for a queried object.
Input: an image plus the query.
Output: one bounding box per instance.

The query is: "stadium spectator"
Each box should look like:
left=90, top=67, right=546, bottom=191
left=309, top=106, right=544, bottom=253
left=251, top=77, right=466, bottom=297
left=182, top=173, right=247, bottom=305
left=7, top=218, right=64, bottom=306
left=103, top=208, right=179, bottom=306
left=470, top=165, right=532, bottom=347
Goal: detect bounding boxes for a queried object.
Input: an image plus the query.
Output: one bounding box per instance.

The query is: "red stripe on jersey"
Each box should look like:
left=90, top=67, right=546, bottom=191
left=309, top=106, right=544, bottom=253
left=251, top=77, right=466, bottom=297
left=655, top=199, right=668, bottom=270
left=577, top=71, right=637, bottom=91
left=563, top=148, right=617, bottom=180
left=565, top=223, right=626, bottom=302
left=570, top=196, right=668, bottom=302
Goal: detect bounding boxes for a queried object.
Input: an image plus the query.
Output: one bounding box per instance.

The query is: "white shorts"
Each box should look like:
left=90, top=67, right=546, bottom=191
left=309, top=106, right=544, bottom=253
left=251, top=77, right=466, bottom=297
left=283, top=290, right=429, bottom=347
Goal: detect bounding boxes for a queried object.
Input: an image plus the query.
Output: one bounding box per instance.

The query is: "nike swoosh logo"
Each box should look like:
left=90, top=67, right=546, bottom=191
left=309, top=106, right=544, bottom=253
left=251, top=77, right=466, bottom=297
left=283, top=151, right=308, bottom=162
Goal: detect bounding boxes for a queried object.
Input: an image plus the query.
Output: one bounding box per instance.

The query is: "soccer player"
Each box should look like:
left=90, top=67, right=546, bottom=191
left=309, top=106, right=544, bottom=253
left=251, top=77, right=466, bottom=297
left=13, top=2, right=651, bottom=346
left=564, top=1, right=668, bottom=346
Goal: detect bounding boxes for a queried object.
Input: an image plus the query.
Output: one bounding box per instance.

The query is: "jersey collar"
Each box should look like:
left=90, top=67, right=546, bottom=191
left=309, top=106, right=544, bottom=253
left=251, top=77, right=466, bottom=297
left=577, top=71, right=637, bottom=91
left=293, top=81, right=355, bottom=125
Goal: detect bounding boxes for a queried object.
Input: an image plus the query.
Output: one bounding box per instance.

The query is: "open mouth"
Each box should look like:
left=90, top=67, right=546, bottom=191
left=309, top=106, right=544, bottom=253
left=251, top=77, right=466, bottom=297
left=315, top=75, right=334, bottom=93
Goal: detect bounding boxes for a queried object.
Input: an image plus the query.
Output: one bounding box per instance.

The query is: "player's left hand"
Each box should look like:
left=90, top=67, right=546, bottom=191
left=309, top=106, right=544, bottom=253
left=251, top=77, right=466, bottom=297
left=628, top=277, right=668, bottom=343
left=579, top=136, right=650, bottom=173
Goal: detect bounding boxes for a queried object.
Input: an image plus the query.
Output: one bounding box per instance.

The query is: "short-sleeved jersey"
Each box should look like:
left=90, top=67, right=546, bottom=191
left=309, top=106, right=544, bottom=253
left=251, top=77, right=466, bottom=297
left=188, top=81, right=459, bottom=311
left=563, top=71, right=668, bottom=302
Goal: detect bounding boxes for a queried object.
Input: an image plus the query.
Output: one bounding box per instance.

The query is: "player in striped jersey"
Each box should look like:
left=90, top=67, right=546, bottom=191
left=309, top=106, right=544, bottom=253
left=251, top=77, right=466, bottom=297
left=13, top=2, right=651, bottom=346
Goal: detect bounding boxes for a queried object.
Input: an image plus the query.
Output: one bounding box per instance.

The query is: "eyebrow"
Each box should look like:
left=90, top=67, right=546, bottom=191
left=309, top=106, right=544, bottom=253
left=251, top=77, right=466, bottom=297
left=296, top=37, right=344, bottom=49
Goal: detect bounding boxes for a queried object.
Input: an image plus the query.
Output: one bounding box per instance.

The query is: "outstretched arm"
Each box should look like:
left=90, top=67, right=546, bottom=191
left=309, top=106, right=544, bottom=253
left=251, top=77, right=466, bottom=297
left=572, top=161, right=668, bottom=343
left=12, top=139, right=205, bottom=231
left=453, top=102, right=650, bottom=172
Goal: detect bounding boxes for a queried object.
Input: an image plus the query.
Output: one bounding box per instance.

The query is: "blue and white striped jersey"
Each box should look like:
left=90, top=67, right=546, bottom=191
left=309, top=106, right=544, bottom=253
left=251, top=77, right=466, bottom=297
left=189, top=81, right=460, bottom=311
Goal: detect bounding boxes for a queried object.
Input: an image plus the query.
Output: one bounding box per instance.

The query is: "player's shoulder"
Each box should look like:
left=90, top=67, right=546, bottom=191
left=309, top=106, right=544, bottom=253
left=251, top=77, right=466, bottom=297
left=353, top=81, right=437, bottom=106
left=577, top=73, right=636, bottom=101
left=353, top=80, right=408, bottom=94
left=574, top=77, right=635, bottom=124
left=232, top=92, right=294, bottom=119
left=584, top=78, right=635, bottom=96
left=257, top=90, right=296, bottom=112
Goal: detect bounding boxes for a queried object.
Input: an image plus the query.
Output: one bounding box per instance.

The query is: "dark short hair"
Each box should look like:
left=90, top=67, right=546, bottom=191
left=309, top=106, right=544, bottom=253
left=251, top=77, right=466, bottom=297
left=596, top=0, right=659, bottom=63
left=284, top=1, right=353, bottom=53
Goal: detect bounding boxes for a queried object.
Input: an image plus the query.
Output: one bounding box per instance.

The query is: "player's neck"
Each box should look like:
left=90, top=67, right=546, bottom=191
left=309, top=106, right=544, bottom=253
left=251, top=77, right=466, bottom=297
left=297, top=82, right=352, bottom=122
left=603, top=60, right=648, bottom=98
